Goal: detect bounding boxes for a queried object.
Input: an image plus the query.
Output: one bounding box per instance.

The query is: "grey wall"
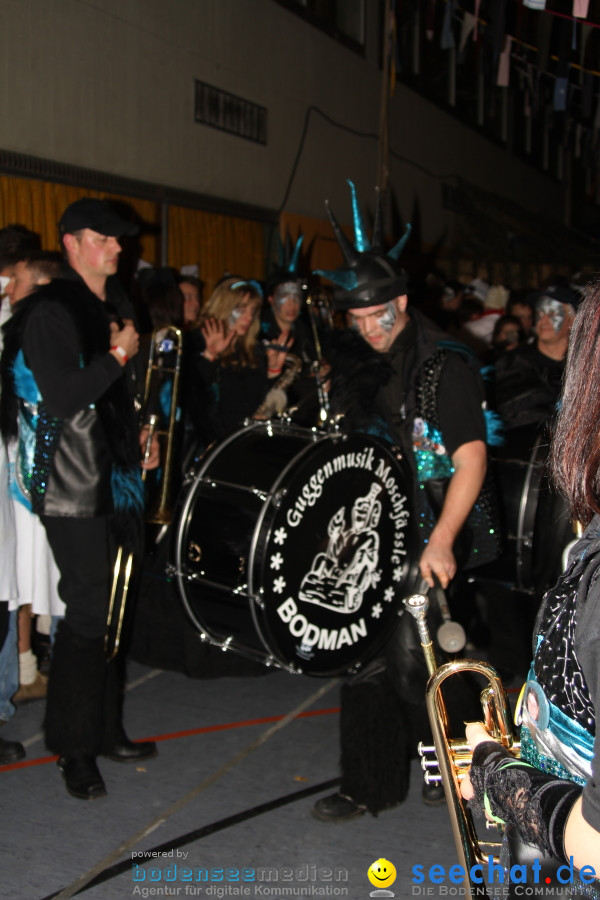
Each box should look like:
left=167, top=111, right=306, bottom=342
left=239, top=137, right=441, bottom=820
left=0, top=0, right=562, bottom=245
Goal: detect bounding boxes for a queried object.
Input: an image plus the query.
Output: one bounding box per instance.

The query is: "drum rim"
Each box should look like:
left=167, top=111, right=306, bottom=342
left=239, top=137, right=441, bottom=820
left=173, top=421, right=327, bottom=671
left=173, top=422, right=417, bottom=677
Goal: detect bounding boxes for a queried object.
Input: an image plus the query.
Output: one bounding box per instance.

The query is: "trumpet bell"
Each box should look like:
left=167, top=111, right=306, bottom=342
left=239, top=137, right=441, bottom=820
left=405, top=594, right=521, bottom=888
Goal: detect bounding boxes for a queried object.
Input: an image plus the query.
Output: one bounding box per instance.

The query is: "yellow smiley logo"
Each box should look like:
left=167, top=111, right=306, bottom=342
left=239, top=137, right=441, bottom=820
left=367, top=858, right=397, bottom=888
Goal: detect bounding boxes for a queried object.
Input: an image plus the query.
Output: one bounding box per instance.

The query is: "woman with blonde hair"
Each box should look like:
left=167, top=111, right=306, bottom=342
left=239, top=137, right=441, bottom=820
left=185, top=277, right=288, bottom=450
left=200, top=276, right=262, bottom=367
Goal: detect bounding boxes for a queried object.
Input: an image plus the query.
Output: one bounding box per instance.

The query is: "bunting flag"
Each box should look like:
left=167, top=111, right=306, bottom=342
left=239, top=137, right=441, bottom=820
left=523, top=0, right=547, bottom=9
left=573, top=0, right=590, bottom=18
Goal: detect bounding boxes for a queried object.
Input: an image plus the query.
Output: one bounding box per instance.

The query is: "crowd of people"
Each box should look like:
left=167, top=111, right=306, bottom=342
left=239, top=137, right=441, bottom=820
left=0, top=192, right=597, bottom=892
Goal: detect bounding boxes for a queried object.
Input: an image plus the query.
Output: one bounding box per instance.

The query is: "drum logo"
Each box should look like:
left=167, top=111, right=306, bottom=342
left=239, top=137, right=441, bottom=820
left=269, top=447, right=412, bottom=667
left=298, top=483, right=382, bottom=615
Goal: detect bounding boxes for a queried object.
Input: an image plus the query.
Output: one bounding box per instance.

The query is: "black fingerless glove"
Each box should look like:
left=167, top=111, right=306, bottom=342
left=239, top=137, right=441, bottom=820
left=468, top=741, right=582, bottom=862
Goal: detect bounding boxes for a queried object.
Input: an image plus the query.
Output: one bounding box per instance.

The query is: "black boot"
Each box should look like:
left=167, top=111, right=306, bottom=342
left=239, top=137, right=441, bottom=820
left=100, top=658, right=157, bottom=763
left=312, top=664, right=410, bottom=822
left=44, top=622, right=107, bottom=800
left=0, top=735, right=25, bottom=764
left=338, top=671, right=411, bottom=813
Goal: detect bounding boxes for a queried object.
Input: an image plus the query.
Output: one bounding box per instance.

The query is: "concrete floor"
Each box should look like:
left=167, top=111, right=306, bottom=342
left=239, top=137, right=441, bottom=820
left=1, top=654, right=472, bottom=900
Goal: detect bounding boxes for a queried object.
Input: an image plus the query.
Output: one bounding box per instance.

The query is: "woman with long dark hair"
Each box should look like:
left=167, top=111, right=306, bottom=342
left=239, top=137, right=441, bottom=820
left=462, top=284, right=600, bottom=893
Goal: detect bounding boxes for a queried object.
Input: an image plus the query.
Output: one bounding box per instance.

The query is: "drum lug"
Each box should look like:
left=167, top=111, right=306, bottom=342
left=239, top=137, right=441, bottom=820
left=221, top=636, right=233, bottom=652
left=165, top=563, right=177, bottom=578
left=347, top=661, right=363, bottom=675
left=182, top=468, right=197, bottom=485
left=272, top=488, right=287, bottom=508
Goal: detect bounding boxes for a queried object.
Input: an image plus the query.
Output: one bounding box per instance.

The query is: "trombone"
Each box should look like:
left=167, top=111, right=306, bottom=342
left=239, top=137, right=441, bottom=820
left=141, top=324, right=183, bottom=525
left=404, top=592, right=520, bottom=894
left=105, top=324, right=183, bottom=659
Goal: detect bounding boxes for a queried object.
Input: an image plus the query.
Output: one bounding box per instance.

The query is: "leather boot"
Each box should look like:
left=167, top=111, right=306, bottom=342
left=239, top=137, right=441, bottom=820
left=0, top=735, right=26, bottom=764
left=100, top=658, right=157, bottom=763
left=44, top=622, right=107, bottom=799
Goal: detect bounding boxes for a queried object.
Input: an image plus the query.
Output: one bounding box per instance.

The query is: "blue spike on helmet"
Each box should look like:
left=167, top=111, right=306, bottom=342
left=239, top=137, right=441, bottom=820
left=289, top=235, right=304, bottom=274
left=387, top=223, right=412, bottom=261
left=347, top=180, right=371, bottom=253
left=313, top=268, right=359, bottom=291
left=314, top=181, right=410, bottom=311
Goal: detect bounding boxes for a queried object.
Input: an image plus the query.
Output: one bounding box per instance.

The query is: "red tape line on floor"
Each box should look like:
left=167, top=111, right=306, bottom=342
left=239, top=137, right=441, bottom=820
left=0, top=706, right=341, bottom=773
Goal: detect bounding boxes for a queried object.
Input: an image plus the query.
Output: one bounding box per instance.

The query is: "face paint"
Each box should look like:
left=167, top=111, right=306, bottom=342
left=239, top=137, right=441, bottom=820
left=377, top=301, right=397, bottom=333
left=228, top=306, right=243, bottom=327
left=536, top=297, right=565, bottom=333
left=273, top=281, right=302, bottom=309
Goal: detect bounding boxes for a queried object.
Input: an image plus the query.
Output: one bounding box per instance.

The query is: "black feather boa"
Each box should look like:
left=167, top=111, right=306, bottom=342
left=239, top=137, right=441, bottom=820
left=321, top=328, right=393, bottom=437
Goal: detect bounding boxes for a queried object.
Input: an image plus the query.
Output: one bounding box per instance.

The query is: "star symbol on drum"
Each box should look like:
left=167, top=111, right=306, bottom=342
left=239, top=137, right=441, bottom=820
left=270, top=552, right=284, bottom=571
left=371, top=603, right=383, bottom=619
left=273, top=527, right=288, bottom=545
left=273, top=576, right=287, bottom=594
left=393, top=565, right=404, bottom=582
left=384, top=586, right=395, bottom=603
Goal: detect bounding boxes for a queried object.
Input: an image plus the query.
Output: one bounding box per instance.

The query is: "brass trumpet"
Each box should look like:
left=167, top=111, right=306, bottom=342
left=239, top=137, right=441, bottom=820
left=404, top=593, right=520, bottom=889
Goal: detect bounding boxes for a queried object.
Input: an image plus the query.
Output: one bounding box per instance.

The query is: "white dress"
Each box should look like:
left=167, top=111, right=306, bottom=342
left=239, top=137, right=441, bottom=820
left=0, top=299, right=18, bottom=604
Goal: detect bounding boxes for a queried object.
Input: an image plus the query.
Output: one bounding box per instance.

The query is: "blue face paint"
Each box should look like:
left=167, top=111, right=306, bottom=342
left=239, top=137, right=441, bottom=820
left=536, top=297, right=565, bottom=333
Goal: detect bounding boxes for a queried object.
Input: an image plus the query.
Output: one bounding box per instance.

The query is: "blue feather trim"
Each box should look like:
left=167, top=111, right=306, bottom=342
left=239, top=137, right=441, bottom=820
left=437, top=337, right=478, bottom=362
left=111, top=466, right=144, bottom=513
left=12, top=350, right=40, bottom=404
left=484, top=409, right=505, bottom=447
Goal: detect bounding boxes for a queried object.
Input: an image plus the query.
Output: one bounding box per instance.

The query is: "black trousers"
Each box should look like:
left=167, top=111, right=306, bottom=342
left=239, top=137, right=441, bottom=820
left=41, top=516, right=112, bottom=639
left=40, top=516, right=122, bottom=756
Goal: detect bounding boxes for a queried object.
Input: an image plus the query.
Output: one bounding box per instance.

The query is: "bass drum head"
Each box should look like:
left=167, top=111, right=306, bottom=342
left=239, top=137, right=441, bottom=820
left=248, top=432, right=416, bottom=676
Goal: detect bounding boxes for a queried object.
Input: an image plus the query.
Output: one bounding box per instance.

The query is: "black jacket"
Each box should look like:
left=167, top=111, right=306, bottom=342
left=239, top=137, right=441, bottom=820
left=1, top=266, right=142, bottom=532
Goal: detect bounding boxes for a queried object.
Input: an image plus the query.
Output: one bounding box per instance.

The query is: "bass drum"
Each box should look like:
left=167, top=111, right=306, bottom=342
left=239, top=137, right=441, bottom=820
left=173, top=422, right=416, bottom=676
left=470, top=427, right=572, bottom=595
